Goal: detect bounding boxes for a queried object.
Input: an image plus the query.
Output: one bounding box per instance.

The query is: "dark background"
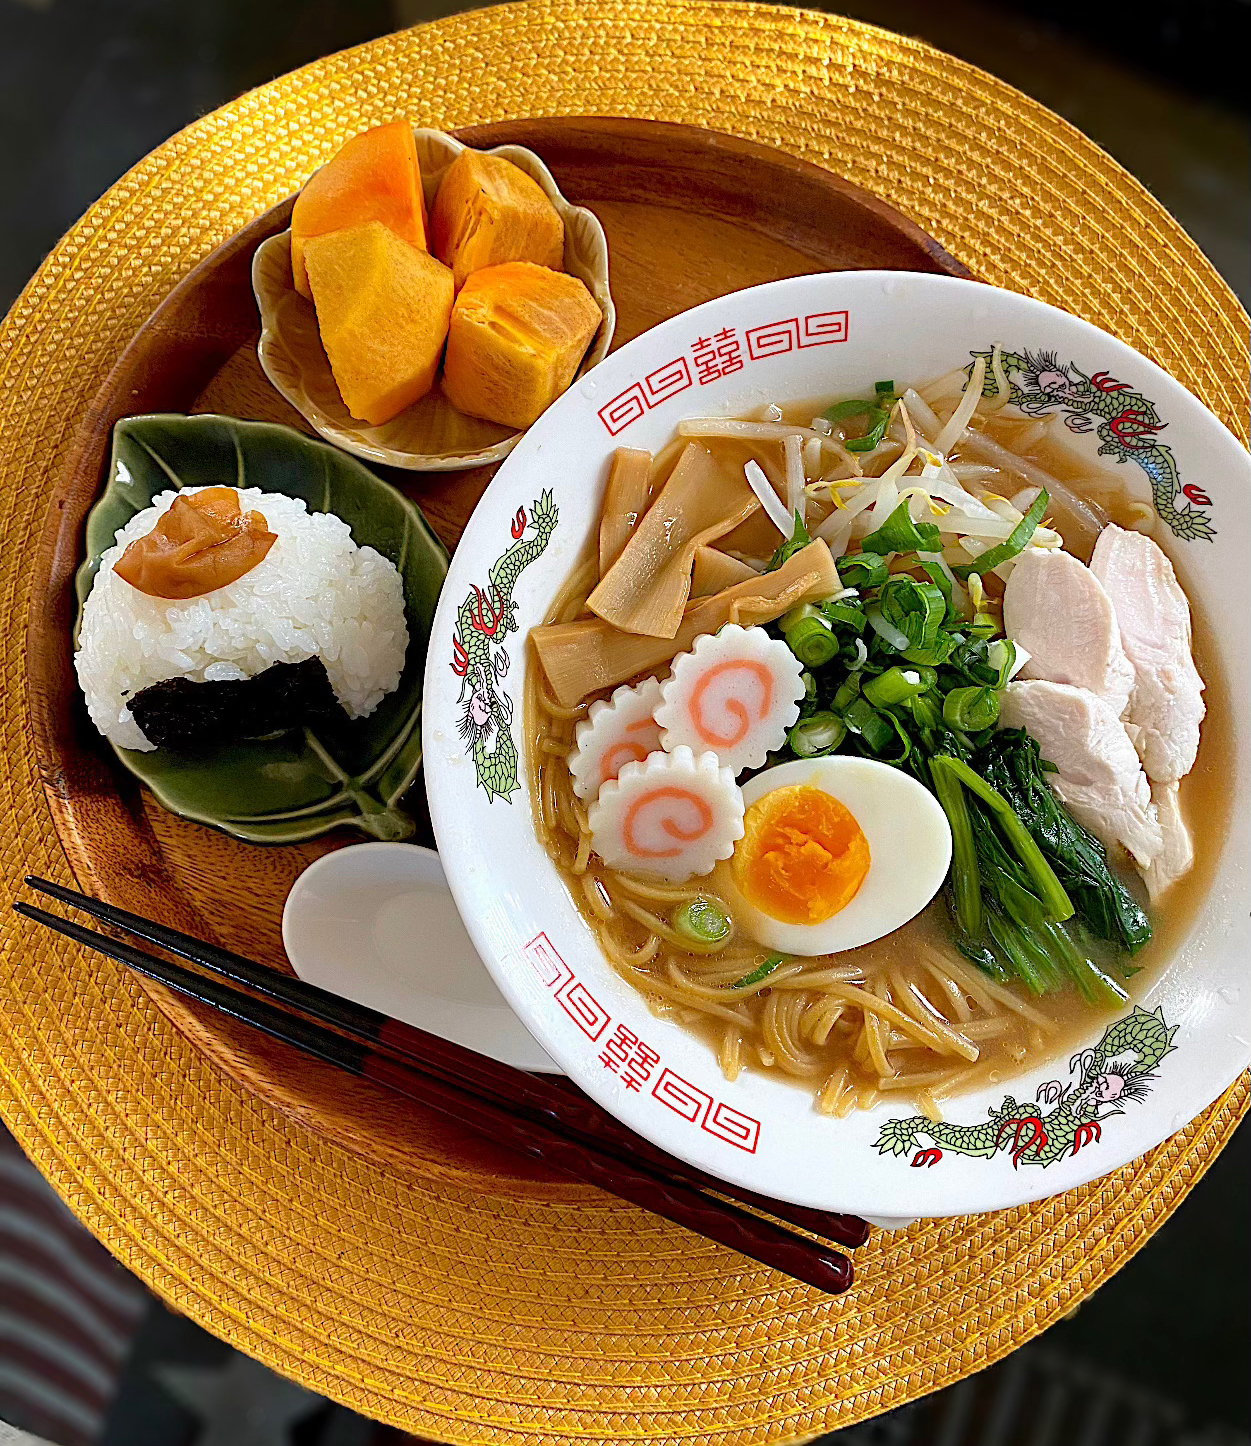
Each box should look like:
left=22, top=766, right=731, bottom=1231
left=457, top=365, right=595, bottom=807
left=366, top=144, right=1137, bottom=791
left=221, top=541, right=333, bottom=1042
left=1, top=2, right=1247, bottom=1444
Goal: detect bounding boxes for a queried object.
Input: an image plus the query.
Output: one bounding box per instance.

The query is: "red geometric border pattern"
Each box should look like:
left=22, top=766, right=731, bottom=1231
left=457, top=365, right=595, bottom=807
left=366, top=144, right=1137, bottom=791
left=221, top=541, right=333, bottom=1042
left=597, top=383, right=649, bottom=436
left=745, top=310, right=849, bottom=359
left=651, top=1068, right=712, bottom=1123
left=644, top=356, right=692, bottom=403
left=523, top=932, right=572, bottom=990
left=555, top=978, right=611, bottom=1041
left=520, top=933, right=761, bottom=1152
left=704, top=1100, right=761, bottom=1154
left=597, top=310, right=850, bottom=435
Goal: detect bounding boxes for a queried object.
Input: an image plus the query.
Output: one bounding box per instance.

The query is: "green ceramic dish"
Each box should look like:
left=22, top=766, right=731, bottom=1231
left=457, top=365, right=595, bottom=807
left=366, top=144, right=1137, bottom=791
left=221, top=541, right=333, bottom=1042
left=75, top=414, right=448, bottom=844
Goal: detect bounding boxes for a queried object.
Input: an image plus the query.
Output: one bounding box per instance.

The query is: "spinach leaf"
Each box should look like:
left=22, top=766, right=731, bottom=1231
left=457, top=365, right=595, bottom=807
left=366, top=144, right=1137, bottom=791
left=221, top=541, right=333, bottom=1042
left=976, top=729, right=1152, bottom=953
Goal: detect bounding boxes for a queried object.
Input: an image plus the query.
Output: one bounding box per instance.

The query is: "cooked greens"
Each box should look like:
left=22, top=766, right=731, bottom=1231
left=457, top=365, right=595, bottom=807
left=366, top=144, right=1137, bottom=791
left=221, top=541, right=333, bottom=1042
left=861, top=499, right=943, bottom=557
left=823, top=380, right=900, bottom=454
left=765, top=510, right=813, bottom=573
left=978, top=729, right=1153, bottom=953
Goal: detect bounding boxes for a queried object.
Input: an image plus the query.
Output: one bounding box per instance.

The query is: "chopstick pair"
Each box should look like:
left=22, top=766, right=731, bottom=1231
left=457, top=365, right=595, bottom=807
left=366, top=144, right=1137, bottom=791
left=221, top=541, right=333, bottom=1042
left=16, top=876, right=868, bottom=1295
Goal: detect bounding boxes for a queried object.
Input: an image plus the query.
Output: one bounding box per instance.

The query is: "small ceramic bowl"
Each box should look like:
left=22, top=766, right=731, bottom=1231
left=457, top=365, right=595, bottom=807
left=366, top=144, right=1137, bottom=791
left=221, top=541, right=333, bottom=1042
left=423, top=271, right=1250, bottom=1219
left=76, top=414, right=447, bottom=844
left=253, top=127, right=616, bottom=472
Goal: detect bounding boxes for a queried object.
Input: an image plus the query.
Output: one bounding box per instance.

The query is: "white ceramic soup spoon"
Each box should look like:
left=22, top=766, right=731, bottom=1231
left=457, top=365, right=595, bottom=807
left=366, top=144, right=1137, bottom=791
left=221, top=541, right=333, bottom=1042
left=281, top=842, right=561, bottom=1073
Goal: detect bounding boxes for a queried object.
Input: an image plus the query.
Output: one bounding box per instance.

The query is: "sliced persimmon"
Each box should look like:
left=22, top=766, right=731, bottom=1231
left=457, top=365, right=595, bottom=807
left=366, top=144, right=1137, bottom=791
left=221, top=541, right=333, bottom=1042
left=290, top=120, right=428, bottom=299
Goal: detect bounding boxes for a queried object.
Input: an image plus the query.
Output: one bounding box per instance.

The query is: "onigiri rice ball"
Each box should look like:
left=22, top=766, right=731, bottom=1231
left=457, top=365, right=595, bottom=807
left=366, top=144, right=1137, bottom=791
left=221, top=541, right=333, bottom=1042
left=75, top=486, right=409, bottom=752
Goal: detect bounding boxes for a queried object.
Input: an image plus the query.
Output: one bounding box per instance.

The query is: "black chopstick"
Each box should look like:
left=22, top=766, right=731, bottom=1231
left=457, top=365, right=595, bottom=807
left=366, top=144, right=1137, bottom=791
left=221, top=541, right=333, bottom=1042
left=16, top=894, right=857, bottom=1295
left=22, top=875, right=868, bottom=1251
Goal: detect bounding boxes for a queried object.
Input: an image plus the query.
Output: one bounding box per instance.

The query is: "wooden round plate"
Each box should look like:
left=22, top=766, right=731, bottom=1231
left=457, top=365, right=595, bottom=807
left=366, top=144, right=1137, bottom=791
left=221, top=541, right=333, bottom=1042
left=27, top=116, right=970, bottom=1189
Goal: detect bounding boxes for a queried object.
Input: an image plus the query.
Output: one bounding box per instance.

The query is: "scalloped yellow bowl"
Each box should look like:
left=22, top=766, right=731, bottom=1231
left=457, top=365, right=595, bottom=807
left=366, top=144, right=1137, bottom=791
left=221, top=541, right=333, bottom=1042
left=253, top=127, right=616, bottom=471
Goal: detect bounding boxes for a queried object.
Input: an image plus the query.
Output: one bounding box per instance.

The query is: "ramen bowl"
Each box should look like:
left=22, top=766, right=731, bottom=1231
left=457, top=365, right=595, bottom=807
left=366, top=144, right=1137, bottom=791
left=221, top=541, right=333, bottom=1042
left=423, top=271, right=1250, bottom=1219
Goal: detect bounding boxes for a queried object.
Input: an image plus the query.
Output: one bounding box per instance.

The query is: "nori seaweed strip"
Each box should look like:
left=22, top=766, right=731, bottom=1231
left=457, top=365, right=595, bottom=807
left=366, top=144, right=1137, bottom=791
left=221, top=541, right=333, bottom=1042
left=129, top=658, right=345, bottom=750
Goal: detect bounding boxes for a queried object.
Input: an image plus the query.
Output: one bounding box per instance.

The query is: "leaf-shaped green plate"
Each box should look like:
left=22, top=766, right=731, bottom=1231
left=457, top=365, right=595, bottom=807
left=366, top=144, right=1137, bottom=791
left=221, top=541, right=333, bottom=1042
left=75, top=414, right=447, bottom=844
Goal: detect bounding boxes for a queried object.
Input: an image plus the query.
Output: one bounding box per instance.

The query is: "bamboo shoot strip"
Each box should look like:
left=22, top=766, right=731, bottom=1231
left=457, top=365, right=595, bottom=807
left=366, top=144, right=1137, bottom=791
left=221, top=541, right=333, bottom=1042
left=587, top=443, right=760, bottom=639
left=597, top=447, right=654, bottom=578
left=691, top=547, right=760, bottom=597
left=532, top=540, right=842, bottom=706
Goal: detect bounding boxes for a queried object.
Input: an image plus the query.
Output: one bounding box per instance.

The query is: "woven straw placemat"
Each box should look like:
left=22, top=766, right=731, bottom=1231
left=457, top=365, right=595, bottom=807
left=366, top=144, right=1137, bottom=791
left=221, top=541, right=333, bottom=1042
left=1, top=5, right=1246, bottom=1442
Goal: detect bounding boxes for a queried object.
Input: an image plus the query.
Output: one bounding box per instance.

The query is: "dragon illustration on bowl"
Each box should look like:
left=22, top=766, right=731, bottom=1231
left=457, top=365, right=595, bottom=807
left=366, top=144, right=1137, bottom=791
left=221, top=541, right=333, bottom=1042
left=875, top=1006, right=1177, bottom=1170
left=969, top=347, right=1215, bottom=542
left=450, top=490, right=558, bottom=801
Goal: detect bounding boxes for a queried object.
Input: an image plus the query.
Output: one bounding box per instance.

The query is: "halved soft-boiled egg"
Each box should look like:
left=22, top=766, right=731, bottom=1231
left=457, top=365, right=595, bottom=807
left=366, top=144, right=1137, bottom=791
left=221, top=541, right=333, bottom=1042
left=722, top=756, right=952, bottom=954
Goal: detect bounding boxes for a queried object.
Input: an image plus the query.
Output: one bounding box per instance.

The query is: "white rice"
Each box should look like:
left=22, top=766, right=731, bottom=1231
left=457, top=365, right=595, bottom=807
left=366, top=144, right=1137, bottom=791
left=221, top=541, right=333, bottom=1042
left=75, top=486, right=409, bottom=751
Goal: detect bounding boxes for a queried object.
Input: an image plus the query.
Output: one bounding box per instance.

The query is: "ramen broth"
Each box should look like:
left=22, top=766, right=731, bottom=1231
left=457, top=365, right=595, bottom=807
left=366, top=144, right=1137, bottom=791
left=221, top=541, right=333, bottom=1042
left=525, top=380, right=1225, bottom=1117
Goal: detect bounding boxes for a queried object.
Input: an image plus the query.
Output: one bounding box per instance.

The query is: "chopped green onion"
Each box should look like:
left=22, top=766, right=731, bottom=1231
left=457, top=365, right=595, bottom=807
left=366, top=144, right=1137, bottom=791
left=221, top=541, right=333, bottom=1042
left=842, top=698, right=910, bottom=760
left=985, top=639, right=1018, bottom=688
left=904, top=636, right=957, bottom=667
left=953, top=490, right=1049, bottom=579
left=837, top=551, right=889, bottom=589
left=943, top=685, right=1000, bottom=731
left=878, top=576, right=951, bottom=665
left=865, top=605, right=910, bottom=651
left=823, top=398, right=875, bottom=423
left=874, top=378, right=896, bottom=394
left=820, top=598, right=867, bottom=632
left=930, top=755, right=1073, bottom=922
left=861, top=499, right=943, bottom=556
left=766, top=511, right=812, bottom=572
left=729, top=955, right=787, bottom=990
left=845, top=409, right=891, bottom=452
left=864, top=666, right=929, bottom=708
left=781, top=603, right=839, bottom=667
left=788, top=710, right=846, bottom=757
left=833, top=673, right=862, bottom=712
left=672, top=897, right=732, bottom=948
left=919, top=557, right=954, bottom=611
left=801, top=670, right=818, bottom=704
left=907, top=691, right=945, bottom=733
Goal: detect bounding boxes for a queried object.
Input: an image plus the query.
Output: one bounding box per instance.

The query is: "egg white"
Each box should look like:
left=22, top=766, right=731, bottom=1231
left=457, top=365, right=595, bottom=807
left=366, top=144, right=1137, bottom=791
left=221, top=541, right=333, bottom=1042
left=723, top=756, right=953, bottom=954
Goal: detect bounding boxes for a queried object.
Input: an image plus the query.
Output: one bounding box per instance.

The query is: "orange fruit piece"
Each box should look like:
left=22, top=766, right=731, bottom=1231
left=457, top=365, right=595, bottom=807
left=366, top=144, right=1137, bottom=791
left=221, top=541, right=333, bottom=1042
left=290, top=120, right=428, bottom=300
left=441, top=262, right=601, bottom=430
left=303, top=220, right=454, bottom=426
left=430, top=150, right=564, bottom=290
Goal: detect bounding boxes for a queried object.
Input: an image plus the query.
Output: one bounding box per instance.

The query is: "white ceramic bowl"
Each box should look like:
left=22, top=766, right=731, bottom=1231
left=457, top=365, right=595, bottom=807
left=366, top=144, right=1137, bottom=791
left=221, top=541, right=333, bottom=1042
left=423, top=271, right=1250, bottom=1218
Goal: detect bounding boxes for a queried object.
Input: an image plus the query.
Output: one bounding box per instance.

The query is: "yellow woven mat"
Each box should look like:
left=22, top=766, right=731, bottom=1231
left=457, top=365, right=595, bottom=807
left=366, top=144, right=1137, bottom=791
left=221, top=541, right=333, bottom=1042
left=1, top=4, right=1246, bottom=1442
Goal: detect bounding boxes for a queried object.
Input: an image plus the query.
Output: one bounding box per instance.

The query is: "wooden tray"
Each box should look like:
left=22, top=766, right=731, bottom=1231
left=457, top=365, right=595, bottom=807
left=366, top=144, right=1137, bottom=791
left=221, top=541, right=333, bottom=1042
left=27, top=117, right=970, bottom=1189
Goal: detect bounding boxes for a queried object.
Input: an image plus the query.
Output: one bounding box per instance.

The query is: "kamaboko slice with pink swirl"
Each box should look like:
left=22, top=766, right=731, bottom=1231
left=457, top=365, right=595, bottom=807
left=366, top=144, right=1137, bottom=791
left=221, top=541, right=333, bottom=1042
left=568, top=678, right=664, bottom=801
left=654, top=624, right=805, bottom=775
left=588, top=746, right=744, bottom=882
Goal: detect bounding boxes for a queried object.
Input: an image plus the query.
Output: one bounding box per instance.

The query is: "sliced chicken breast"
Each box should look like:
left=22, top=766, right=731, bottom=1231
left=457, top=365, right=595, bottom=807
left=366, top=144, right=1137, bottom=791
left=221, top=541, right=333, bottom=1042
left=1142, top=780, right=1194, bottom=900
left=999, top=680, right=1162, bottom=870
left=1090, top=524, right=1205, bottom=783
left=1002, top=546, right=1134, bottom=717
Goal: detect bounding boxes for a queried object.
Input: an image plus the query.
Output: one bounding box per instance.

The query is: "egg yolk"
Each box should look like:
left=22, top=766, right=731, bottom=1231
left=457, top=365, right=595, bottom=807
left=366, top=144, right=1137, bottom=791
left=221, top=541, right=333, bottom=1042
left=731, top=784, right=870, bottom=925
